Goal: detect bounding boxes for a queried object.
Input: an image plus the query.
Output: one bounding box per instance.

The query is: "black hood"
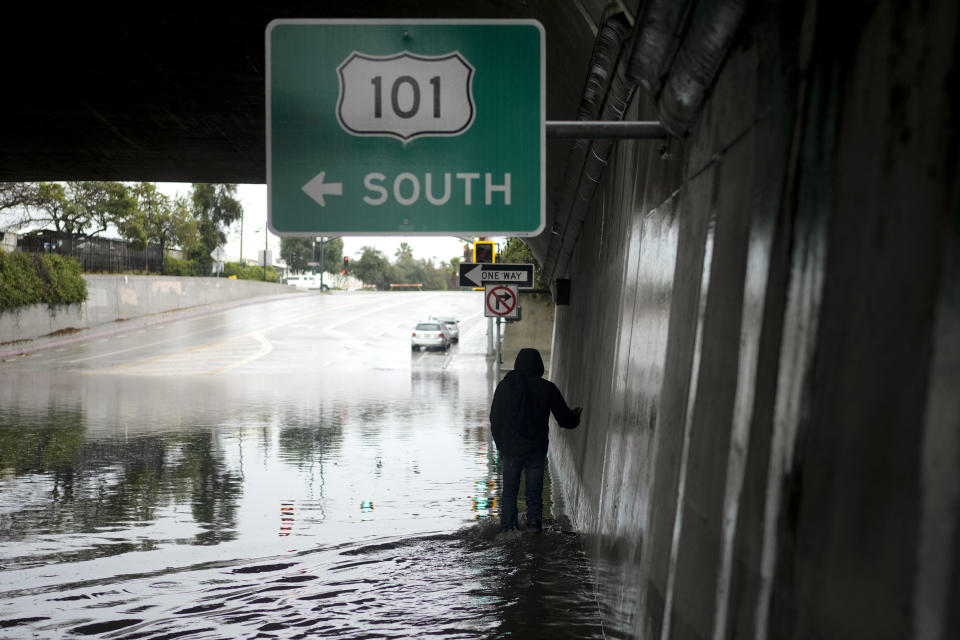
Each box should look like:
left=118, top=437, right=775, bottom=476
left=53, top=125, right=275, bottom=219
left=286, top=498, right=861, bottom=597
left=514, top=348, right=544, bottom=377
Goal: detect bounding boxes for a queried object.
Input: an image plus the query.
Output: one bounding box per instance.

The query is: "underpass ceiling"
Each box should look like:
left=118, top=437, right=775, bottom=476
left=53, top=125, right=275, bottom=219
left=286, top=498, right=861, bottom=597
left=1, top=1, right=617, bottom=203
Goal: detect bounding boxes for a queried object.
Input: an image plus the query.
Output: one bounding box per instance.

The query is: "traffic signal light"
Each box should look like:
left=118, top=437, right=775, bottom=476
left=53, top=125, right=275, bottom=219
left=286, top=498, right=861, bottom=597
left=474, top=240, right=495, bottom=264
left=342, top=256, right=349, bottom=274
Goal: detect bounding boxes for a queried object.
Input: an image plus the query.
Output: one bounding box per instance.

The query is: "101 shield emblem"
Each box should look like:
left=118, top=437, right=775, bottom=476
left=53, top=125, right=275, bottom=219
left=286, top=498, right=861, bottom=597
left=337, top=51, right=476, bottom=141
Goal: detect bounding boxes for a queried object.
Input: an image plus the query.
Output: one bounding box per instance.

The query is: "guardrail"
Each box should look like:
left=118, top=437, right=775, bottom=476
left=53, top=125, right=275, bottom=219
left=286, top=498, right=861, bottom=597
left=389, top=283, right=423, bottom=291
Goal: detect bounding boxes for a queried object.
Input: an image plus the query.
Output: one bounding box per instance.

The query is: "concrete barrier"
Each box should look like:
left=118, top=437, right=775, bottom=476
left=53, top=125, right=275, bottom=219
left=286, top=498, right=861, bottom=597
left=0, top=274, right=295, bottom=344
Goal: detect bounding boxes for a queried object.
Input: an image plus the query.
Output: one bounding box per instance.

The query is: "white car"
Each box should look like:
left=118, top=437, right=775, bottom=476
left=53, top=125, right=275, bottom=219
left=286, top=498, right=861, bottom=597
left=285, top=274, right=329, bottom=291
left=429, top=315, right=459, bottom=342
left=411, top=321, right=451, bottom=351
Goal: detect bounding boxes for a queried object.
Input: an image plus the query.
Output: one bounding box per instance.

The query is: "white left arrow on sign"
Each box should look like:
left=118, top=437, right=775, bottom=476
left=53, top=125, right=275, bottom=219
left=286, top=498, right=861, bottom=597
left=302, top=171, right=343, bottom=207
left=463, top=264, right=483, bottom=286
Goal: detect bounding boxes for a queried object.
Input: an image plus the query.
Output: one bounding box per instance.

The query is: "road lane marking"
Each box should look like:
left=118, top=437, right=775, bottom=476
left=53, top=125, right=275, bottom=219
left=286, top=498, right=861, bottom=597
left=68, top=297, right=374, bottom=365
left=208, top=331, right=274, bottom=375
left=82, top=294, right=436, bottom=375
left=323, top=293, right=445, bottom=330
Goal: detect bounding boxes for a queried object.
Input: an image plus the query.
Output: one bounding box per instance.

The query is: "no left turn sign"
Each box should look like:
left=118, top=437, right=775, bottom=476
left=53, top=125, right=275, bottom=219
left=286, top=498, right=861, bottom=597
left=485, top=285, right=519, bottom=318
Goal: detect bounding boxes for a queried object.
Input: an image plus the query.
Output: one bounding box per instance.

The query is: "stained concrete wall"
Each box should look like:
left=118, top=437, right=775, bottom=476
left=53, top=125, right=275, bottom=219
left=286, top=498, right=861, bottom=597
left=0, top=275, right=294, bottom=344
left=500, top=297, right=556, bottom=373
left=547, top=1, right=959, bottom=638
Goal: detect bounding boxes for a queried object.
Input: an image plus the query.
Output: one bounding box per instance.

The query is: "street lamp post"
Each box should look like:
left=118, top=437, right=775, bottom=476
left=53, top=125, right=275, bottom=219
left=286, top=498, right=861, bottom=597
left=318, top=237, right=325, bottom=290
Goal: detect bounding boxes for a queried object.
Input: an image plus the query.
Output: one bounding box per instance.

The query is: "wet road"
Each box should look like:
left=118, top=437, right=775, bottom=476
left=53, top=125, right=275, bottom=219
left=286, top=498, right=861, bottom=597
left=0, top=291, right=603, bottom=639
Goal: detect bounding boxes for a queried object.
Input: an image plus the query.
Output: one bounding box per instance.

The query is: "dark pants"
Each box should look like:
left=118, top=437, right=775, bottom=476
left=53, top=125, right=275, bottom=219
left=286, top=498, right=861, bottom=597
left=500, top=450, right=547, bottom=531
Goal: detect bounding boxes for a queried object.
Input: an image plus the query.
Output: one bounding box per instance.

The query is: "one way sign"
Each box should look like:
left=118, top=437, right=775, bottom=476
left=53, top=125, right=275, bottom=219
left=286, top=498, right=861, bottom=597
left=459, top=263, right=534, bottom=288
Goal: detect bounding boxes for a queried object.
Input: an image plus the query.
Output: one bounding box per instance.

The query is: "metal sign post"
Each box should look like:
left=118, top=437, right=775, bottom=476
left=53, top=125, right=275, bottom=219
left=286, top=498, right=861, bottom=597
left=487, top=317, right=494, bottom=356
left=318, top=238, right=324, bottom=289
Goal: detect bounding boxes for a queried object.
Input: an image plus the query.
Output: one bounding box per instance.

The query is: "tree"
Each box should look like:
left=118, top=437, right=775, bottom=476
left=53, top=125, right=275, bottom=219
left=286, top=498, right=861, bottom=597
left=395, top=242, right=414, bottom=262
left=388, top=244, right=448, bottom=290
left=145, top=195, right=198, bottom=258
left=122, top=184, right=152, bottom=269
left=118, top=183, right=169, bottom=250
left=280, top=237, right=343, bottom=274
left=392, top=241, right=416, bottom=283
left=280, top=237, right=314, bottom=273
left=440, top=256, right=462, bottom=289
left=352, top=246, right=391, bottom=289
left=497, top=237, right=534, bottom=264
left=321, top=237, right=343, bottom=274
left=498, top=237, right=549, bottom=294
left=0, top=183, right=40, bottom=217
left=190, top=184, right=242, bottom=271
left=69, top=181, right=136, bottom=237
left=167, top=197, right=200, bottom=255
left=117, top=185, right=199, bottom=272
left=2, top=181, right=135, bottom=238
left=32, top=183, right=79, bottom=235
left=416, top=258, right=448, bottom=290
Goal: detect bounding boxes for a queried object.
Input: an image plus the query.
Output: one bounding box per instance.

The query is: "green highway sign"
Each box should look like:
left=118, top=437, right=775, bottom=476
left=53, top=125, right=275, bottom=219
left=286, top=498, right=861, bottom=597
left=266, top=19, right=544, bottom=236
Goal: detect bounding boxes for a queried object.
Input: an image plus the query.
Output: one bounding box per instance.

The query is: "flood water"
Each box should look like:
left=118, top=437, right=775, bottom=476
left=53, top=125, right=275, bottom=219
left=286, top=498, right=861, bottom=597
left=0, top=293, right=603, bottom=639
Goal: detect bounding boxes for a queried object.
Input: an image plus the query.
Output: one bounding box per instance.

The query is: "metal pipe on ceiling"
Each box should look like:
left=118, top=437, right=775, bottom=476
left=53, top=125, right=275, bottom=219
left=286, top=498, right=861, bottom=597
left=625, top=0, right=695, bottom=97
left=536, top=11, right=633, bottom=281
left=658, top=0, right=748, bottom=135
left=548, top=58, right=637, bottom=286
left=535, top=0, right=747, bottom=300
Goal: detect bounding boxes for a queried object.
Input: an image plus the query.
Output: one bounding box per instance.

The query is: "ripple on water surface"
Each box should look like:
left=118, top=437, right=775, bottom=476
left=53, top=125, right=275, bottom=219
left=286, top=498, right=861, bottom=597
left=0, top=520, right=603, bottom=639
left=1, top=343, right=602, bottom=638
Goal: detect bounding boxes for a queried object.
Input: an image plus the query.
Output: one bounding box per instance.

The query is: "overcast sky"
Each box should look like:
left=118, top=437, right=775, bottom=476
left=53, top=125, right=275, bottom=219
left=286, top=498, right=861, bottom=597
left=158, top=183, right=499, bottom=266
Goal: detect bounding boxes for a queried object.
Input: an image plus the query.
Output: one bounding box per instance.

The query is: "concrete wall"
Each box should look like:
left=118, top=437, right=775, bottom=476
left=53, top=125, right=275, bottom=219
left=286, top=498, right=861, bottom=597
left=548, top=2, right=959, bottom=639
left=501, top=297, right=555, bottom=373
left=0, top=232, right=17, bottom=253
left=0, top=275, right=294, bottom=344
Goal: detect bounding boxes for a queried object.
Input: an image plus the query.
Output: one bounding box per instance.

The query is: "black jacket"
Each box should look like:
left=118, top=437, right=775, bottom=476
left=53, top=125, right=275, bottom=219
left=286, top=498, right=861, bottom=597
left=489, top=348, right=580, bottom=456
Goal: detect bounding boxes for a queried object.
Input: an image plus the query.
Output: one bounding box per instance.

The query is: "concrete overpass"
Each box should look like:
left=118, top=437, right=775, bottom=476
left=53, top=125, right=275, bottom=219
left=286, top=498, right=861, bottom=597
left=2, top=1, right=958, bottom=638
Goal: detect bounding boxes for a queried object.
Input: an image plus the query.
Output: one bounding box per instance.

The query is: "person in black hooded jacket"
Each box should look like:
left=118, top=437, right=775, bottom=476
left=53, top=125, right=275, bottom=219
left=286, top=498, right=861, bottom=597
left=489, top=348, right=582, bottom=532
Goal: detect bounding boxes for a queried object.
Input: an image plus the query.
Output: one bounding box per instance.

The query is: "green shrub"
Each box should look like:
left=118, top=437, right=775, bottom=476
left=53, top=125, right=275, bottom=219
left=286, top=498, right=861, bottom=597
left=0, top=251, right=42, bottom=310
left=0, top=249, right=88, bottom=312
left=223, top=261, right=280, bottom=282
left=46, top=254, right=87, bottom=305
left=164, top=256, right=198, bottom=276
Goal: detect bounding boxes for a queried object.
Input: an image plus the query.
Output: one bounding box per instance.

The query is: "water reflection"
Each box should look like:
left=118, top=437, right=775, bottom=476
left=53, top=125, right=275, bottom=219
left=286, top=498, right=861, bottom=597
left=0, top=422, right=242, bottom=569
left=0, top=367, right=601, bottom=637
